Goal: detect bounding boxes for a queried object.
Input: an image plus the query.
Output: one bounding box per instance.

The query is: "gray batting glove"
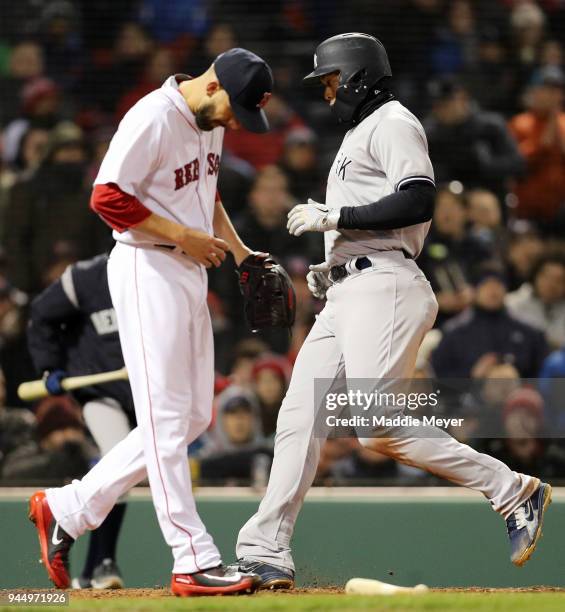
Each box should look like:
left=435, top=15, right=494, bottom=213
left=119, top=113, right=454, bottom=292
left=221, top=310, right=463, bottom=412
left=287, top=199, right=340, bottom=236
left=307, top=262, right=331, bottom=300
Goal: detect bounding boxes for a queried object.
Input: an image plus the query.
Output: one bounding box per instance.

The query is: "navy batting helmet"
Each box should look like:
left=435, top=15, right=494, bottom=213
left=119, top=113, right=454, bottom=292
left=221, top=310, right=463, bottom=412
left=303, top=33, right=392, bottom=124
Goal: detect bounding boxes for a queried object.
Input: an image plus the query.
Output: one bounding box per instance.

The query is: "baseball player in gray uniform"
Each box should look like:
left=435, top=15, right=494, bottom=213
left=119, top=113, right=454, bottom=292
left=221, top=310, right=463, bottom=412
left=234, top=33, right=552, bottom=589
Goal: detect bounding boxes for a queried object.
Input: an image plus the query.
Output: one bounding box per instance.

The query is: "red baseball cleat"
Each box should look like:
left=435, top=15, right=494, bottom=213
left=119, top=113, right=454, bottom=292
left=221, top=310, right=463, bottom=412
left=171, top=565, right=260, bottom=596
left=28, top=491, right=74, bottom=589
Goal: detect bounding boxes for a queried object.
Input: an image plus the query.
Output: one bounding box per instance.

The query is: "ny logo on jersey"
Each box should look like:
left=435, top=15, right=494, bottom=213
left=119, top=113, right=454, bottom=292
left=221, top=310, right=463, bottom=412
left=335, top=152, right=352, bottom=181
left=207, top=153, right=220, bottom=176
left=174, top=158, right=200, bottom=191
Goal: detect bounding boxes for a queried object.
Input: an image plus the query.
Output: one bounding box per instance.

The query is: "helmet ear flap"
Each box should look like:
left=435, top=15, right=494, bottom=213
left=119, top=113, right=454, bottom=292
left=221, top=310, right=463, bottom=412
left=345, top=68, right=368, bottom=94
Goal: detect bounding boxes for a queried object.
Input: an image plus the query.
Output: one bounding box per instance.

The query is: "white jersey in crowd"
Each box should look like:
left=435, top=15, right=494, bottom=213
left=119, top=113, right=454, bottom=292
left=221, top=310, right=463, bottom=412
left=95, top=75, right=224, bottom=247
left=324, top=99, right=435, bottom=266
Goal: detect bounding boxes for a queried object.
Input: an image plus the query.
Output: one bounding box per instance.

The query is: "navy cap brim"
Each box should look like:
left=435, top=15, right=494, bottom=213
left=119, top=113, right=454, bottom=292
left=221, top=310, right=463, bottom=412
left=232, top=102, right=269, bottom=133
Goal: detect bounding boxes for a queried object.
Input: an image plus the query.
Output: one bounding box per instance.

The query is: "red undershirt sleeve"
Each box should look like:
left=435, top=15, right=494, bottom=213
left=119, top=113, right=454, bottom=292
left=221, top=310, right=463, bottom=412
left=90, top=183, right=152, bottom=233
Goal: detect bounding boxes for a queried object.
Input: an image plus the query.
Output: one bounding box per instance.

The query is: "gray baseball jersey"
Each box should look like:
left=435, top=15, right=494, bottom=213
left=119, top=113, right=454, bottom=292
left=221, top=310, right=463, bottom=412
left=325, top=100, right=435, bottom=266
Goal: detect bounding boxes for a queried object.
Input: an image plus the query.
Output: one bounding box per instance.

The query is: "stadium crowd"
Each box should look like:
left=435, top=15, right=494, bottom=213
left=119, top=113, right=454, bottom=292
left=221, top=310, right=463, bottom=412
left=0, top=0, right=565, bottom=486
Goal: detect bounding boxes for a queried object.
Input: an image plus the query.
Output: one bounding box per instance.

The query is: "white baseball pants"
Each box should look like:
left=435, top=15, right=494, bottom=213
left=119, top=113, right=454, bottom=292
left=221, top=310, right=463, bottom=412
left=236, top=251, right=539, bottom=571
left=46, top=242, right=221, bottom=574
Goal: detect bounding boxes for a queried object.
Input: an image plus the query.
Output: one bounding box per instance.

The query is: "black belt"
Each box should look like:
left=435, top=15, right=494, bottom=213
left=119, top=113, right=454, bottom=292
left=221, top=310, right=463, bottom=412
left=154, top=243, right=188, bottom=256
left=329, top=249, right=413, bottom=283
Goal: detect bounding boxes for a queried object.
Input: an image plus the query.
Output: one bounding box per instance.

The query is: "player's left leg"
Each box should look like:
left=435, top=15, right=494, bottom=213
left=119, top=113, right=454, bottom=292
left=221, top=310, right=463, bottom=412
left=236, top=305, right=344, bottom=583
left=338, top=259, right=549, bottom=565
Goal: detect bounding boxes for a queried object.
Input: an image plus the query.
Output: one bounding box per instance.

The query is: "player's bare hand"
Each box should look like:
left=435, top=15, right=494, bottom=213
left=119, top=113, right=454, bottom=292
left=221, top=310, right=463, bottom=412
left=287, top=199, right=340, bottom=236
left=179, top=229, right=229, bottom=268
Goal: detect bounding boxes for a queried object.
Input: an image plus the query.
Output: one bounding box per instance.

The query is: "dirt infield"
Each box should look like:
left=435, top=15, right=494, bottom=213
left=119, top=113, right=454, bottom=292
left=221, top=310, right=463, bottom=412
left=62, top=586, right=565, bottom=599
left=67, top=587, right=344, bottom=599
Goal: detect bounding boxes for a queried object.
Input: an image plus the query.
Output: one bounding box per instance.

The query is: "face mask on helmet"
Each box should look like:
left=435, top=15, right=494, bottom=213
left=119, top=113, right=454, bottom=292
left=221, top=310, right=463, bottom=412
left=331, top=68, right=375, bottom=124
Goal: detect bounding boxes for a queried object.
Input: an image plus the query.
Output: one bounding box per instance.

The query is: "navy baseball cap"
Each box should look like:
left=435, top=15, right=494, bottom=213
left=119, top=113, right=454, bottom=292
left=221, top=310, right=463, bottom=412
left=214, top=48, right=273, bottom=133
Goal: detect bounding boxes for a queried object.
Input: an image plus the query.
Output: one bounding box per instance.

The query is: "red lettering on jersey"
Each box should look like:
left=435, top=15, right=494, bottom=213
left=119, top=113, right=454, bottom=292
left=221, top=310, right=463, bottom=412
left=173, top=158, right=200, bottom=190
left=174, top=168, right=185, bottom=191
left=207, top=153, right=220, bottom=176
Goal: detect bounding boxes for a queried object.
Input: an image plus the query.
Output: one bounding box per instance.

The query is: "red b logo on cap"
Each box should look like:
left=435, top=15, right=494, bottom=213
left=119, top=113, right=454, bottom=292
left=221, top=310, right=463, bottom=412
left=257, top=92, right=272, bottom=109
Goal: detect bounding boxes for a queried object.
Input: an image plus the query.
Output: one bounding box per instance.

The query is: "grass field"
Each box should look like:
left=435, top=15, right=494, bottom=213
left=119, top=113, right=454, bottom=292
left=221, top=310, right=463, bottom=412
left=3, top=589, right=565, bottom=612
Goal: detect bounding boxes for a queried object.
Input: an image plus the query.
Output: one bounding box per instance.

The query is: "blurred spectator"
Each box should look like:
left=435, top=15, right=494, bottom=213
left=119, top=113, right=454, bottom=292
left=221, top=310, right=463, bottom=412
left=0, top=272, right=34, bottom=405
left=455, top=363, right=521, bottom=441
left=431, top=266, right=548, bottom=378
left=223, top=94, right=305, bottom=169
left=0, top=41, right=44, bottom=126
left=252, top=354, right=291, bottom=436
left=505, top=224, right=544, bottom=291
left=278, top=127, right=325, bottom=202
left=508, top=67, right=565, bottom=228
left=1, top=395, right=95, bottom=484
left=81, top=22, right=153, bottom=115
left=198, top=385, right=271, bottom=483
left=508, top=1, right=547, bottom=90
left=228, top=338, right=269, bottom=387
left=38, top=1, right=84, bottom=91
left=138, top=0, right=208, bottom=44
left=540, top=40, right=563, bottom=71
left=466, top=188, right=507, bottom=261
left=418, top=187, right=489, bottom=325
left=483, top=386, right=565, bottom=480
left=2, top=78, right=62, bottom=168
left=115, top=47, right=175, bottom=120
left=285, top=256, right=319, bottom=363
left=424, top=77, right=525, bottom=202
left=0, top=367, right=35, bottom=473
left=3, top=122, right=112, bottom=294
left=431, top=0, right=478, bottom=76
left=13, top=126, right=50, bottom=174
left=377, top=0, right=444, bottom=108
left=538, top=344, right=565, bottom=433
left=463, top=26, right=516, bottom=116
left=506, top=254, right=565, bottom=348
left=188, top=22, right=238, bottom=76
left=234, top=165, right=305, bottom=258
left=216, top=152, right=255, bottom=216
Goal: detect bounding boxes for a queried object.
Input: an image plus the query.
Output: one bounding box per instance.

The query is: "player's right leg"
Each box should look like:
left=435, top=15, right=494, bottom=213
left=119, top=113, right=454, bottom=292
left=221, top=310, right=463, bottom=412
left=75, top=399, right=132, bottom=589
left=236, top=304, right=344, bottom=588
left=29, top=427, right=147, bottom=588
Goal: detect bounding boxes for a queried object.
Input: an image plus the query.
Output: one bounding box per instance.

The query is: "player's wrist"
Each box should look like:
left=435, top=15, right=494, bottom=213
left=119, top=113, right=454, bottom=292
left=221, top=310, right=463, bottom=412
left=326, top=209, right=341, bottom=230
left=233, top=245, right=253, bottom=267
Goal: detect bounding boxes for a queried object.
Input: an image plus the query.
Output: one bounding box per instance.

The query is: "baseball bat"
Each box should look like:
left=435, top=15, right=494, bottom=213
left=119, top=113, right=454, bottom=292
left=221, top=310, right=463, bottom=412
left=345, top=578, right=429, bottom=595
left=17, top=367, right=129, bottom=402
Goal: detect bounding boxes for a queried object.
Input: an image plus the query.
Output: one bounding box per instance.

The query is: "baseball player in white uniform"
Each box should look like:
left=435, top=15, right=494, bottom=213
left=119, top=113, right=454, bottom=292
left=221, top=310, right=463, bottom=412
left=234, top=34, right=552, bottom=589
left=29, top=48, right=273, bottom=596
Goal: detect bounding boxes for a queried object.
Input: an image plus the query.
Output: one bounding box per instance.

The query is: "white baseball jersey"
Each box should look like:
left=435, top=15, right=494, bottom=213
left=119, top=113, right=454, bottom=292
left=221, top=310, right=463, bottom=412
left=324, top=100, right=435, bottom=266
left=95, top=75, right=224, bottom=247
